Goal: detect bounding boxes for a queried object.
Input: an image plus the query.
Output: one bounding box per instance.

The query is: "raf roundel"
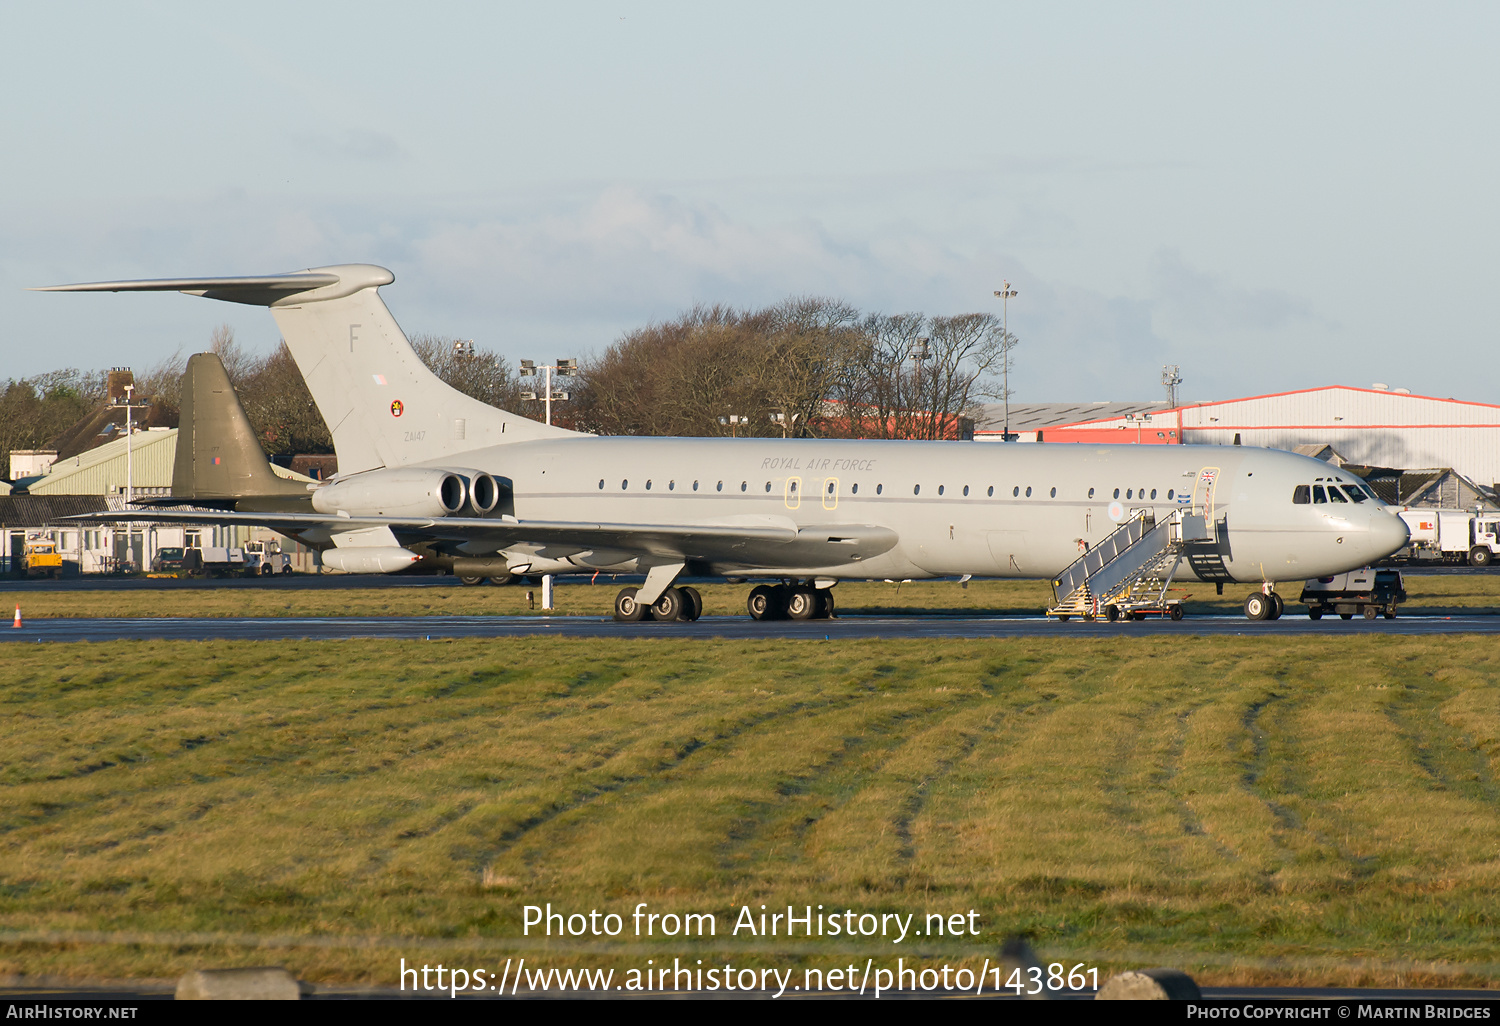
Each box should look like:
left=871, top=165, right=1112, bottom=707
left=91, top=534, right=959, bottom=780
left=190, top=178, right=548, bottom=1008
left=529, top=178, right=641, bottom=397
left=390, top=399, right=404, bottom=417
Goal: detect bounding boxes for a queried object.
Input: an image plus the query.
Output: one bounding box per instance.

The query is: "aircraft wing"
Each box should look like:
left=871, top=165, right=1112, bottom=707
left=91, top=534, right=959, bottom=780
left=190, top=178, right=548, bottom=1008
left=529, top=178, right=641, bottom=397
left=61, top=508, right=897, bottom=567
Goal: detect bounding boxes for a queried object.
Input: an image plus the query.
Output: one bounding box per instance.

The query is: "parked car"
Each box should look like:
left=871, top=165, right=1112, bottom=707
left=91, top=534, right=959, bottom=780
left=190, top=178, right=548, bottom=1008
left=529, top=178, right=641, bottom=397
left=150, top=546, right=189, bottom=573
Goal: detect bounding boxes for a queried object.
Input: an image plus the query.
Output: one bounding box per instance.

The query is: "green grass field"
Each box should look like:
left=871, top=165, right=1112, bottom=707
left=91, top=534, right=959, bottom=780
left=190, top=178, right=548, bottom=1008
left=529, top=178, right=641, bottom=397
left=2, top=572, right=1496, bottom=620
left=4, top=634, right=1500, bottom=988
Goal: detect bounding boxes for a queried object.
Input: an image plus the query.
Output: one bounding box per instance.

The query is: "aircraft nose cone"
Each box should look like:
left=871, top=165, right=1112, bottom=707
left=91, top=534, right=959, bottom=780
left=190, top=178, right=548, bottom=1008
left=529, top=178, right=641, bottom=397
left=1369, top=510, right=1409, bottom=559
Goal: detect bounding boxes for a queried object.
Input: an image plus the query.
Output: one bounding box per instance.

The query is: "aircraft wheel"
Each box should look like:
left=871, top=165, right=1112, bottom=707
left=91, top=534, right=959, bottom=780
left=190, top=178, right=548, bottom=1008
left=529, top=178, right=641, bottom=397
left=747, top=585, right=781, bottom=621
left=1169, top=605, right=1184, bottom=621
left=678, top=586, right=703, bottom=622
left=1056, top=614, right=1070, bottom=622
left=458, top=574, right=485, bottom=586
left=813, top=589, right=836, bottom=619
left=1363, top=605, right=1379, bottom=620
left=1244, top=593, right=1271, bottom=621
left=1309, top=607, right=1324, bottom=620
left=613, top=587, right=647, bottom=622
left=1104, top=605, right=1120, bottom=622
left=1471, top=547, right=1493, bottom=567
left=650, top=588, right=684, bottom=621
left=1340, top=612, right=1353, bottom=620
left=786, top=586, right=818, bottom=620
left=1268, top=593, right=1284, bottom=620
left=487, top=574, right=515, bottom=586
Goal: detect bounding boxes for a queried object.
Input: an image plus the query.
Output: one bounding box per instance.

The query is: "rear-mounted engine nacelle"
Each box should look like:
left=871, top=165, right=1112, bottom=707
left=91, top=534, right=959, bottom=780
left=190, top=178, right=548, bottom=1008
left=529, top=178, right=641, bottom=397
left=311, top=468, right=466, bottom=518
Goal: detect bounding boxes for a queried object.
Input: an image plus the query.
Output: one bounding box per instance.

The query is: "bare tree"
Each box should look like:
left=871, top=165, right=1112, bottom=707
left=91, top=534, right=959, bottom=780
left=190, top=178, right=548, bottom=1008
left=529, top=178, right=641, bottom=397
left=408, top=334, right=527, bottom=414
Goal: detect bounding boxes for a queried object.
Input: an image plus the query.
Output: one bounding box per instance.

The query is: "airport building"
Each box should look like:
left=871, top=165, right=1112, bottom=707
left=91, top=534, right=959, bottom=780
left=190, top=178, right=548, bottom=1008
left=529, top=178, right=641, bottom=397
left=975, top=385, right=1500, bottom=506
left=2, top=428, right=318, bottom=574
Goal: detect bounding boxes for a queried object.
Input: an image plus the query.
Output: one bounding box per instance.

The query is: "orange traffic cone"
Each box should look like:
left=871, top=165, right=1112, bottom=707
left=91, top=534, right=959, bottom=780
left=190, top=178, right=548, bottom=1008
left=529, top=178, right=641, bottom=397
left=11, top=605, right=20, bottom=628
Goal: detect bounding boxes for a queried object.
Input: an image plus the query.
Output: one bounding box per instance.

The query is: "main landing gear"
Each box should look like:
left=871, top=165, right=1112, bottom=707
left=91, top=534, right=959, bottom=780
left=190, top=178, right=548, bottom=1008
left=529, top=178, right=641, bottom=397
left=747, top=583, right=836, bottom=621
left=613, top=585, right=703, bottom=622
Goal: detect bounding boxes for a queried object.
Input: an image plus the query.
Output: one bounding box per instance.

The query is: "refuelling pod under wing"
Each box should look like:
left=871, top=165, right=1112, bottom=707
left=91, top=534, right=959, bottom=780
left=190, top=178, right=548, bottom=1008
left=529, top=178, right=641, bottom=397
left=311, top=468, right=466, bottom=518
left=322, top=547, right=422, bottom=574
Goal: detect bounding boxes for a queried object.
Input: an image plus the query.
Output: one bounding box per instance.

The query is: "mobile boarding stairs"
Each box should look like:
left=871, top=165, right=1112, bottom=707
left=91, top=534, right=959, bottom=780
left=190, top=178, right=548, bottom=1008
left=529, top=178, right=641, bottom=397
left=1047, top=508, right=1220, bottom=621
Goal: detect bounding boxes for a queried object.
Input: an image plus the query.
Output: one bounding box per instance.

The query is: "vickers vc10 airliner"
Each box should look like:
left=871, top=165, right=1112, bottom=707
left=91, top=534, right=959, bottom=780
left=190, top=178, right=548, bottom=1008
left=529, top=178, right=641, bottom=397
left=38, top=264, right=1409, bottom=622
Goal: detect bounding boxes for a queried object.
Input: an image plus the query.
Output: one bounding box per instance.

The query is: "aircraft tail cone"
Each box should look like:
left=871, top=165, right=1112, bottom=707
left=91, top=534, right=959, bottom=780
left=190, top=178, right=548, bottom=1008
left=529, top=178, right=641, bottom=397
left=12, top=605, right=21, bottom=628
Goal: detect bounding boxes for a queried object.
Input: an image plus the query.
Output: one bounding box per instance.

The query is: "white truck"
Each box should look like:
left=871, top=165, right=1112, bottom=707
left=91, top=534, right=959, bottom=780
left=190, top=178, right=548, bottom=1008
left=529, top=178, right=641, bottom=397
left=184, top=546, right=249, bottom=577
left=1397, top=509, right=1500, bottom=567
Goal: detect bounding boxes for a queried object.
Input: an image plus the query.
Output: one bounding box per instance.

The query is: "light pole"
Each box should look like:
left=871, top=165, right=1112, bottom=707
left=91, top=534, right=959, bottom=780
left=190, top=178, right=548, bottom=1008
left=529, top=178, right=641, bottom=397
left=519, top=358, right=575, bottom=427
left=719, top=414, right=747, bottom=437
left=519, top=358, right=575, bottom=610
left=111, top=383, right=150, bottom=505
left=993, top=282, right=1018, bottom=441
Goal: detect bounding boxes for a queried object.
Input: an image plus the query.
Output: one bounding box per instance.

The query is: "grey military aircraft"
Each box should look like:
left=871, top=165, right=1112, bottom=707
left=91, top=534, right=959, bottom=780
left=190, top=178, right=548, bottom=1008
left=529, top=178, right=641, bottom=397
left=38, top=264, right=1409, bottom=621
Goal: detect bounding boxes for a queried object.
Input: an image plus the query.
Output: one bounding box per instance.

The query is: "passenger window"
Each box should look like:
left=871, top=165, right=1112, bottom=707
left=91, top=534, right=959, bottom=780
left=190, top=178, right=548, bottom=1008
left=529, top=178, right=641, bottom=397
left=851, top=483, right=859, bottom=494
left=1088, top=488, right=1095, bottom=498
left=740, top=482, right=747, bottom=492
left=790, top=480, right=798, bottom=493
left=668, top=480, right=675, bottom=490
left=914, top=484, right=921, bottom=495
left=1126, top=489, right=1133, bottom=499
left=598, top=479, right=605, bottom=490
left=1312, top=486, right=1326, bottom=503
left=876, top=484, right=883, bottom=495
left=826, top=482, right=833, bottom=495
left=765, top=482, right=772, bottom=492
left=1013, top=487, right=1019, bottom=497
left=1150, top=488, right=1156, bottom=499
left=646, top=480, right=653, bottom=490
left=1050, top=487, right=1057, bottom=498
left=1293, top=485, right=1310, bottom=504
left=1342, top=486, right=1366, bottom=503
left=717, top=481, right=723, bottom=491
left=1167, top=489, right=1174, bottom=499
left=1327, top=487, right=1348, bottom=503
left=937, top=485, right=944, bottom=495
left=622, top=479, right=628, bottom=490
left=693, top=481, right=699, bottom=491
left=1113, top=488, right=1120, bottom=499
left=1025, top=486, right=1032, bottom=497
left=987, top=486, right=994, bottom=496
left=962, top=485, right=969, bottom=496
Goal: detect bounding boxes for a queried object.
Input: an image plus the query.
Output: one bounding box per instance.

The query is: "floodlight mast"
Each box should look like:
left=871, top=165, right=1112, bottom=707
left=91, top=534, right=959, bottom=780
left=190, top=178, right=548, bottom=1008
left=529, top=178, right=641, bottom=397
left=111, top=381, right=150, bottom=506
left=993, top=282, right=1018, bottom=441
left=518, top=358, right=576, bottom=609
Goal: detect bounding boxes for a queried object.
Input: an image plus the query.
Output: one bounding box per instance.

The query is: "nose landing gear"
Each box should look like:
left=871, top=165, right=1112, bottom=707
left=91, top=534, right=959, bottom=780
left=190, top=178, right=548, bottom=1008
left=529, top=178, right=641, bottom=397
left=1244, top=585, right=1284, bottom=621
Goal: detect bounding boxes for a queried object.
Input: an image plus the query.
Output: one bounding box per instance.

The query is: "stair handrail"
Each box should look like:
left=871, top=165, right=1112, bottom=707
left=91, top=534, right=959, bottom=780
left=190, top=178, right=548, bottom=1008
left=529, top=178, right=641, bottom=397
left=1050, top=510, right=1151, bottom=604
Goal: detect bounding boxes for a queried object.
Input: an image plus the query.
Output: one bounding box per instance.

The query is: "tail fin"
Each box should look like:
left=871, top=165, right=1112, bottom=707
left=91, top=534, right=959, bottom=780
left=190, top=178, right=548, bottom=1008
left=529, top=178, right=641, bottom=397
left=36, top=264, right=578, bottom=476
left=174, top=353, right=309, bottom=501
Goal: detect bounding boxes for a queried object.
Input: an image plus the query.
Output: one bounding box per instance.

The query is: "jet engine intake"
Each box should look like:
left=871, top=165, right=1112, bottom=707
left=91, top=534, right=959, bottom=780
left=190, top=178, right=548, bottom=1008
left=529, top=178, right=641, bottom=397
left=311, top=468, right=467, bottom=518
left=468, top=472, right=501, bottom=514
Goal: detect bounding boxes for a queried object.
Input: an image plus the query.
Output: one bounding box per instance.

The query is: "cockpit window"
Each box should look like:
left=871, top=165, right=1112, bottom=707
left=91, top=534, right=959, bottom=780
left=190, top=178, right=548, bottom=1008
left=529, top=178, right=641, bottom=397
left=1341, top=486, right=1367, bottom=503
left=1327, top=487, right=1348, bottom=503
left=1361, top=485, right=1379, bottom=502
left=1312, top=485, right=1327, bottom=503
left=1293, top=485, right=1310, bottom=504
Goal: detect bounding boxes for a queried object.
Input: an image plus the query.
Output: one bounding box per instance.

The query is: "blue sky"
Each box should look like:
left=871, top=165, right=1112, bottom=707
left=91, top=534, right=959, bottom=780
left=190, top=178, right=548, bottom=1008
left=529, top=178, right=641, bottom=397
left=3, top=2, right=1496, bottom=403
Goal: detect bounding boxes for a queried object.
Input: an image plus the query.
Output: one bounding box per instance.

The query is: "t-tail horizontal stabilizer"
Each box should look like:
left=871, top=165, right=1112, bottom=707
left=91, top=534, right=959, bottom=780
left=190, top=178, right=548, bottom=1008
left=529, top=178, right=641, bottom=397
left=36, top=264, right=579, bottom=477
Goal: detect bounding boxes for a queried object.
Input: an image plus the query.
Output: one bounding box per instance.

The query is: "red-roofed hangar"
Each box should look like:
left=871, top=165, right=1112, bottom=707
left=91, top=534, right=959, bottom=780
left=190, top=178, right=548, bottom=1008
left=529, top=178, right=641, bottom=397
left=974, top=386, right=1500, bottom=493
